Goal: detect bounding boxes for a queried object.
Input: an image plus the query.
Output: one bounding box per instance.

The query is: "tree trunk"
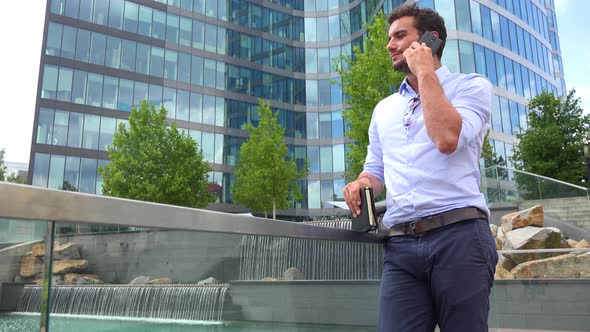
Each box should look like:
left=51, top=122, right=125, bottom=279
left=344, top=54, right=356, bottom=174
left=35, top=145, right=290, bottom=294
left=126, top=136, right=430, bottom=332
left=273, top=198, right=276, bottom=220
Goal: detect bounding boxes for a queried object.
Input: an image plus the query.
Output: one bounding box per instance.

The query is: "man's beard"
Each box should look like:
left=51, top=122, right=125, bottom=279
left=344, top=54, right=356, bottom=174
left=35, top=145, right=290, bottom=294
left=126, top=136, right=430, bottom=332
left=393, top=59, right=411, bottom=74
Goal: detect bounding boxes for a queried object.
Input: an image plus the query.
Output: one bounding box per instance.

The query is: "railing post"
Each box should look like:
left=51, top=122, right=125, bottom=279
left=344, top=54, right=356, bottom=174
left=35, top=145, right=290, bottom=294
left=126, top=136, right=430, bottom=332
left=40, top=221, right=55, bottom=332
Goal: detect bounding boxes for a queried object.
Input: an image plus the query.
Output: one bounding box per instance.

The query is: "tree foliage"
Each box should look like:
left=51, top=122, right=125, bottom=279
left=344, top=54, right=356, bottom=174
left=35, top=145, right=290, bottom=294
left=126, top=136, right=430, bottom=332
left=334, top=11, right=405, bottom=181
left=0, top=149, right=6, bottom=182
left=99, top=100, right=215, bottom=208
left=232, top=100, right=308, bottom=219
left=512, top=90, right=590, bottom=196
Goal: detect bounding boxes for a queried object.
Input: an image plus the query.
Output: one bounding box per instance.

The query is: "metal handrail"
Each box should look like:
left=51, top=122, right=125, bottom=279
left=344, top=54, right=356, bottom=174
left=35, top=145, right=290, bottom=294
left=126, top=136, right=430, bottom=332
left=482, top=165, right=590, bottom=191
left=0, top=182, right=385, bottom=243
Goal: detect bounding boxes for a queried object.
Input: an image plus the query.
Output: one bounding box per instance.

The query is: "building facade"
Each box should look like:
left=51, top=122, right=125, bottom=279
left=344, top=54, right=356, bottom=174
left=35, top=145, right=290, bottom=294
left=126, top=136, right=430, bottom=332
left=29, top=0, right=564, bottom=218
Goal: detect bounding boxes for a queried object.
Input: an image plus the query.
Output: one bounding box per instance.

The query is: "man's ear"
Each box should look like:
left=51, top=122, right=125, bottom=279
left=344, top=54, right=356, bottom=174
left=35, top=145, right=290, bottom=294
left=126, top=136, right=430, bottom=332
left=431, top=31, right=440, bottom=38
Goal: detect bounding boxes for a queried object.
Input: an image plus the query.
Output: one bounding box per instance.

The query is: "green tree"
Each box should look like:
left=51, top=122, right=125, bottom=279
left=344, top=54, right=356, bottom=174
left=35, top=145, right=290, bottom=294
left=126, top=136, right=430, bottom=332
left=0, top=149, right=6, bottom=181
left=512, top=90, right=590, bottom=197
left=99, top=100, right=215, bottom=208
left=232, top=100, right=308, bottom=219
left=334, top=11, right=405, bottom=181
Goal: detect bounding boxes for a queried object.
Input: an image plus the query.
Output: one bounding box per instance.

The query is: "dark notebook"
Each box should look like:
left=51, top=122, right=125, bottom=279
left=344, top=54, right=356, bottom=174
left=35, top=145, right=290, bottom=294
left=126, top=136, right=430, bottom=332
left=351, top=187, right=378, bottom=232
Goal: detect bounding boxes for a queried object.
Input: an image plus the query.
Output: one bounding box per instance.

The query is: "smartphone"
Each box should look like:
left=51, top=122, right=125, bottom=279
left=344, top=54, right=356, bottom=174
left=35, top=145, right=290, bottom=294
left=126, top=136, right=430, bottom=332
left=418, top=31, right=443, bottom=56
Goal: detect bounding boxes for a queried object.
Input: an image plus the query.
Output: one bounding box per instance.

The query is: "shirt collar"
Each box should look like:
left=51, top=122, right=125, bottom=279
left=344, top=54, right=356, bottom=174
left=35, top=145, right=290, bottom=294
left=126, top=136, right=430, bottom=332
left=399, top=65, right=451, bottom=97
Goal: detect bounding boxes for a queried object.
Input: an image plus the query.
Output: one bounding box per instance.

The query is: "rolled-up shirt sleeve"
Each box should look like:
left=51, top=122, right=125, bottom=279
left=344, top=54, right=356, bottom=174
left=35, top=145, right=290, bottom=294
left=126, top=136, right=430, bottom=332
left=452, top=75, right=493, bottom=152
left=362, top=107, right=385, bottom=184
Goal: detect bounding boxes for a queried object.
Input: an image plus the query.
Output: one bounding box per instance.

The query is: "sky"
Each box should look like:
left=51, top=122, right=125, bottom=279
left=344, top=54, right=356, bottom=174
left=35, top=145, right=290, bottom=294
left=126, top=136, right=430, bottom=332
left=0, top=1, right=589, bottom=164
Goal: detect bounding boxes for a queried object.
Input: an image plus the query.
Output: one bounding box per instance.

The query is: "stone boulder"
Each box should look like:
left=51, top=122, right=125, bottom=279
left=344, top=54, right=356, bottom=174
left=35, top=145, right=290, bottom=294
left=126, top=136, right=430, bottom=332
left=500, top=205, right=543, bottom=233
left=77, top=277, right=104, bottom=285
left=575, top=239, right=590, bottom=248
left=284, top=267, right=304, bottom=281
left=502, top=226, right=568, bottom=264
left=512, top=252, right=590, bottom=279
left=20, top=253, right=43, bottom=278
left=129, top=276, right=151, bottom=284
left=64, top=273, right=99, bottom=285
left=31, top=242, right=60, bottom=258
left=489, top=224, right=498, bottom=237
left=197, top=277, right=221, bottom=285
left=53, top=242, right=81, bottom=260
left=52, top=259, right=88, bottom=275
left=147, top=278, right=172, bottom=284
left=494, top=264, right=514, bottom=279
left=34, top=275, right=63, bottom=286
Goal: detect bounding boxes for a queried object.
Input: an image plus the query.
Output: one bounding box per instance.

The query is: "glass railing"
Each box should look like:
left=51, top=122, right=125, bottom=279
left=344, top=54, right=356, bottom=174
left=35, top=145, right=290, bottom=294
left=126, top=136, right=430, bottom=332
left=1, top=182, right=589, bottom=331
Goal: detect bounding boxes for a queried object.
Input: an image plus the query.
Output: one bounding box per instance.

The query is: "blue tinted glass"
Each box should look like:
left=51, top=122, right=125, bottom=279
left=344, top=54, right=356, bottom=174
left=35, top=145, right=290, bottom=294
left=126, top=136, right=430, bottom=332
left=123, top=1, right=139, bottom=33
left=54, top=110, right=69, bottom=146
left=61, top=26, right=77, bottom=59
left=67, top=112, right=84, bottom=148
left=152, top=10, right=166, bottom=39
left=484, top=48, right=497, bottom=86
left=37, top=108, right=55, bottom=145
left=78, top=0, right=93, bottom=22
left=90, top=32, right=106, bottom=65
left=108, top=0, right=124, bottom=29
left=79, top=158, right=97, bottom=193
left=75, top=29, right=91, bottom=62
left=32, top=153, right=50, bottom=187
left=480, top=6, right=492, bottom=41
left=118, top=78, right=134, bottom=111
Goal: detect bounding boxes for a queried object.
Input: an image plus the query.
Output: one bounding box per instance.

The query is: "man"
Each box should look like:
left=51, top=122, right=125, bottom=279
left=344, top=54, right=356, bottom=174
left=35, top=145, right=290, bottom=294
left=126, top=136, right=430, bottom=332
left=343, top=4, right=498, bottom=332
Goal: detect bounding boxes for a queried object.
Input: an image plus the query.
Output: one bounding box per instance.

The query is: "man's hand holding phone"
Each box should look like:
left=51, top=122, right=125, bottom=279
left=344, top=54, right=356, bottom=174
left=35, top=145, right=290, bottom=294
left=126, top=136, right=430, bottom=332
left=403, top=31, right=443, bottom=76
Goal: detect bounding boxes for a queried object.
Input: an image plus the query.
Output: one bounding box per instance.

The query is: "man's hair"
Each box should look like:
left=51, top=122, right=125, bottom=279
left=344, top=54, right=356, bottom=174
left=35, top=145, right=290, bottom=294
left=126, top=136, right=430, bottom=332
left=387, top=4, right=447, bottom=59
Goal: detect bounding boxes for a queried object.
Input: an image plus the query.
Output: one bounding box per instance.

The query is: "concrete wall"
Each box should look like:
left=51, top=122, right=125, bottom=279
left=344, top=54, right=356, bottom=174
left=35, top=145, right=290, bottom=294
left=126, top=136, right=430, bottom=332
left=0, top=241, right=41, bottom=283
left=226, top=280, right=590, bottom=330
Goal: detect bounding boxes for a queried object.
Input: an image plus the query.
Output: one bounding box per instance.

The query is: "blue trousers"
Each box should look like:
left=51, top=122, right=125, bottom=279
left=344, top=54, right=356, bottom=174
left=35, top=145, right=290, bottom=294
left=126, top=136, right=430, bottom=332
left=378, top=218, right=498, bottom=332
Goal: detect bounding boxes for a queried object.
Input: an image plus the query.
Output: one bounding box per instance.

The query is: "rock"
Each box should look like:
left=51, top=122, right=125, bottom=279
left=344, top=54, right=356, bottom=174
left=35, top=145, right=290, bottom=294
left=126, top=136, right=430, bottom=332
left=284, top=267, right=304, bottom=281
left=197, top=277, right=221, bottom=285
left=495, top=237, right=503, bottom=250
left=20, top=253, right=43, bottom=278
left=53, top=242, right=81, bottom=260
left=499, top=255, right=516, bottom=271
left=489, top=224, right=498, bottom=237
left=34, top=275, right=63, bottom=286
left=575, top=239, right=590, bottom=248
left=129, top=276, right=151, bottom=284
left=494, top=264, right=513, bottom=279
left=31, top=242, right=60, bottom=258
left=567, top=239, right=578, bottom=248
left=14, top=275, right=37, bottom=284
left=502, top=226, right=569, bottom=264
left=34, top=279, right=43, bottom=286
left=52, top=259, right=88, bottom=275
left=497, top=227, right=505, bottom=245
left=147, top=278, right=172, bottom=284
left=500, top=205, right=543, bottom=233
left=77, top=277, right=103, bottom=285
left=64, top=273, right=99, bottom=285
left=512, top=252, right=590, bottom=279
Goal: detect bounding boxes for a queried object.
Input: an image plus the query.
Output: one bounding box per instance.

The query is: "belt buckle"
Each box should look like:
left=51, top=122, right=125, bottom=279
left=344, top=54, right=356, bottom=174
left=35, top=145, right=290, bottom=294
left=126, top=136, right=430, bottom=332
left=407, top=222, right=417, bottom=236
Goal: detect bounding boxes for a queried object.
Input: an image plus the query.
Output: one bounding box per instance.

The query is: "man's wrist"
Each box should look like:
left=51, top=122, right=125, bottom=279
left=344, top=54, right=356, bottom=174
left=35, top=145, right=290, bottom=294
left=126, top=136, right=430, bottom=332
left=357, top=176, right=373, bottom=187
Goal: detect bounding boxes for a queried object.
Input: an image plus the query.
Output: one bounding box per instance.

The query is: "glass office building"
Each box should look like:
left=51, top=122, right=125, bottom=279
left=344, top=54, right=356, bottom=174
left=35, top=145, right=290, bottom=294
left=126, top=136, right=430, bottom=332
left=29, top=0, right=564, bottom=218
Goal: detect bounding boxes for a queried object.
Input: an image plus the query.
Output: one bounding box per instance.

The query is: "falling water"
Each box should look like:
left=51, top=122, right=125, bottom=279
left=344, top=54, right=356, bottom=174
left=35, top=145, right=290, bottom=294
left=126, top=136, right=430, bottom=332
left=239, top=219, right=383, bottom=280
left=15, top=284, right=229, bottom=321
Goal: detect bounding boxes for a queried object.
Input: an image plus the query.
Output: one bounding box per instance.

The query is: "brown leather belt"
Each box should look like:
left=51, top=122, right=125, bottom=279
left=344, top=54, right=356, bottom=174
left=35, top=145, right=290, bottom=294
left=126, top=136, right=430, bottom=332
left=382, top=207, right=487, bottom=237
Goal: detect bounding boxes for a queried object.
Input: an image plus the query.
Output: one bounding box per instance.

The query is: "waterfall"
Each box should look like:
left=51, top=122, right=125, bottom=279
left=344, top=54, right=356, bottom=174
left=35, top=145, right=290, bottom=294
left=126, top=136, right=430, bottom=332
left=15, top=284, right=229, bottom=321
left=239, top=219, right=382, bottom=280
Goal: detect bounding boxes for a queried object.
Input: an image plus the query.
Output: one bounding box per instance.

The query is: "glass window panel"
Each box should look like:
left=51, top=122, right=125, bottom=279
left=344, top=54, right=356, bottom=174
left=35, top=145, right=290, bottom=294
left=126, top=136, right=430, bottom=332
left=444, top=40, right=460, bottom=73
left=67, top=112, right=84, bottom=148
left=509, top=101, right=520, bottom=135
left=203, top=59, right=216, bottom=88
left=86, top=73, right=103, bottom=107
left=48, top=155, right=66, bottom=189
left=102, top=76, right=118, bottom=109
left=178, top=52, right=191, bottom=83
left=490, top=10, right=501, bottom=44
left=72, top=70, right=87, bottom=104
left=163, top=87, right=177, bottom=119
left=513, top=62, right=523, bottom=97
left=123, top=1, right=139, bottom=33
left=37, top=108, right=55, bottom=145
left=93, top=0, right=109, bottom=25
left=135, top=43, right=150, bottom=75
left=495, top=53, right=506, bottom=89
left=500, top=16, right=510, bottom=49
left=307, top=146, right=319, bottom=174
left=32, top=153, right=50, bottom=187
left=190, top=55, right=204, bottom=86
left=181, top=0, right=193, bottom=11
left=458, top=41, right=475, bottom=73
left=99, top=117, right=117, bottom=151
left=216, top=62, right=225, bottom=90
left=148, top=84, right=163, bottom=107
left=90, top=32, right=106, bottom=66
left=205, top=24, right=217, bottom=52
left=118, top=78, right=134, bottom=111
left=82, top=114, right=100, bottom=150
left=120, top=39, right=136, bottom=72
left=331, top=111, right=343, bottom=138
left=306, top=80, right=318, bottom=106
left=60, top=26, right=77, bottom=59
left=333, top=143, right=345, bottom=172
left=150, top=46, right=165, bottom=78
left=329, top=15, right=340, bottom=40
left=306, top=112, right=318, bottom=139
left=64, top=156, right=80, bottom=191
left=304, top=18, right=316, bottom=42
left=217, top=26, right=226, bottom=55
left=79, top=158, right=97, bottom=193
left=317, top=48, right=330, bottom=73
left=491, top=96, right=502, bottom=132
left=152, top=10, right=166, bottom=39
left=105, top=36, right=122, bottom=69
left=65, top=0, right=80, bottom=18
left=53, top=110, right=69, bottom=146
left=305, top=48, right=317, bottom=73
left=75, top=29, right=91, bottom=62
left=504, top=57, right=515, bottom=94
left=215, top=133, right=224, bottom=164
left=179, top=17, right=192, bottom=47
left=330, top=79, right=342, bottom=105
left=164, top=49, right=178, bottom=81
left=202, top=132, right=215, bottom=163
left=46, top=22, right=62, bottom=56
left=484, top=48, right=497, bottom=86
left=434, top=0, right=456, bottom=30
left=318, top=80, right=331, bottom=106
left=308, top=180, right=320, bottom=208
left=190, top=92, right=202, bottom=123
left=518, top=104, right=527, bottom=131
left=42, top=65, right=59, bottom=99
left=57, top=67, right=73, bottom=102
left=215, top=96, right=225, bottom=127
left=206, top=0, right=217, bottom=17
left=202, top=94, right=216, bottom=125
left=473, top=44, right=486, bottom=76
left=108, top=0, right=124, bottom=29
left=500, top=97, right=512, bottom=135
left=480, top=6, right=492, bottom=41
left=192, top=20, right=204, bottom=49
left=96, top=159, right=108, bottom=195
left=320, top=145, right=333, bottom=173
left=133, top=81, right=148, bottom=106
left=316, top=17, right=329, bottom=42
left=166, top=13, right=180, bottom=43
left=176, top=89, right=190, bottom=121
left=321, top=180, right=334, bottom=208
left=138, top=5, right=152, bottom=36
left=78, top=0, right=93, bottom=22
left=455, top=0, right=471, bottom=32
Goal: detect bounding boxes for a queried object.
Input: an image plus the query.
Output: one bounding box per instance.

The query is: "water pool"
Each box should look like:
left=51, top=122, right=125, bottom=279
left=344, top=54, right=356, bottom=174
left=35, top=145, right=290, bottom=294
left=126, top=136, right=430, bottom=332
left=0, top=313, right=375, bottom=332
